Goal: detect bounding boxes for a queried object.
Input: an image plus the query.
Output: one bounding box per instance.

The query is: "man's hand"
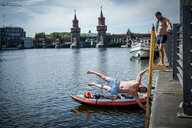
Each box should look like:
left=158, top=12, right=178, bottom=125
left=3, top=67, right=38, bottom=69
left=134, top=95, right=146, bottom=111
left=136, top=68, right=149, bottom=83
left=167, top=29, right=172, bottom=34
left=87, top=71, right=94, bottom=74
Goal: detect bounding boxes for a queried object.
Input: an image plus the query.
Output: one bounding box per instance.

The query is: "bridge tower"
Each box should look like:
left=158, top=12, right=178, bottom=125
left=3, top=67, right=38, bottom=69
left=96, top=6, right=107, bottom=48
left=126, top=29, right=132, bottom=47
left=70, top=10, right=81, bottom=48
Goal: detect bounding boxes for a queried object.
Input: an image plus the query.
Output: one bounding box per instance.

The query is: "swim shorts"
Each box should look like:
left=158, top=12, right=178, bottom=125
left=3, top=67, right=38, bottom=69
left=156, top=35, right=167, bottom=44
left=108, top=77, right=120, bottom=95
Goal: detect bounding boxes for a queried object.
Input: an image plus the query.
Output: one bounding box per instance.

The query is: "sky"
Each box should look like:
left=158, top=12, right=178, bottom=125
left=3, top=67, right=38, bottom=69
left=0, top=0, right=180, bottom=37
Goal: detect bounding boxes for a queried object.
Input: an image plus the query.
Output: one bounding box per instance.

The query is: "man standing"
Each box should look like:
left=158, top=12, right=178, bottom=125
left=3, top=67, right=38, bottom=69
left=155, top=12, right=172, bottom=65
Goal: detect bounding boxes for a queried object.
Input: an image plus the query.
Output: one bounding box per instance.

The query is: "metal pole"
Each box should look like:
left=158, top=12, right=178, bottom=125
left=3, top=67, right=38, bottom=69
left=145, top=24, right=155, bottom=128
left=172, top=24, right=179, bottom=79
left=169, top=32, right=173, bottom=67
left=181, top=5, right=192, bottom=117
left=145, top=24, right=168, bottom=127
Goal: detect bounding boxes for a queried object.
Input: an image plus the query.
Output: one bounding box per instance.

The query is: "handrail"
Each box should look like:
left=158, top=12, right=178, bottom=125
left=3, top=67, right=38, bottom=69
left=165, top=5, right=192, bottom=118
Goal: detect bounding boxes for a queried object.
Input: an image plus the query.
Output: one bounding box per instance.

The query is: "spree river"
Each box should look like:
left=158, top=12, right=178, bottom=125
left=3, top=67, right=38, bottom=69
left=0, top=48, right=157, bottom=128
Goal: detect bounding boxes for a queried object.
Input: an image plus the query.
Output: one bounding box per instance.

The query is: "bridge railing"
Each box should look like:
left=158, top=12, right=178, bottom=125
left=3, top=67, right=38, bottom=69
left=164, top=5, right=192, bottom=117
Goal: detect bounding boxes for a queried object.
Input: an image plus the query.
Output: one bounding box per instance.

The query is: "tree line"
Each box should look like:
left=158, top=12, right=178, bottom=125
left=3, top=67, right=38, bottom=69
left=35, top=32, right=92, bottom=38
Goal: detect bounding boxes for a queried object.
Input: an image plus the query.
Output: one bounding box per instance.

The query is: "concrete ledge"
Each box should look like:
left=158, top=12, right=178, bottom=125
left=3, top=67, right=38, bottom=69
left=149, top=70, right=192, bottom=128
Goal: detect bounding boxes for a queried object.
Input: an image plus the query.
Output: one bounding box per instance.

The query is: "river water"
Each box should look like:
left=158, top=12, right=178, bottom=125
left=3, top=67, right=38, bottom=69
left=0, top=48, right=157, bottom=128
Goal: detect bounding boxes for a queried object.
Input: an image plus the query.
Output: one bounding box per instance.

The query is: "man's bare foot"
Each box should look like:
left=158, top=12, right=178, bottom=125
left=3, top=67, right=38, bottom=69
left=159, top=63, right=164, bottom=66
left=87, top=71, right=94, bottom=74
left=157, top=62, right=164, bottom=65
left=88, top=83, right=96, bottom=86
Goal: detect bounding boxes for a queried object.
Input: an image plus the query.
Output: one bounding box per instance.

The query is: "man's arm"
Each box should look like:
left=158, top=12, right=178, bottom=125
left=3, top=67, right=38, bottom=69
left=166, top=18, right=172, bottom=30
left=134, top=96, right=146, bottom=111
left=136, top=68, right=149, bottom=83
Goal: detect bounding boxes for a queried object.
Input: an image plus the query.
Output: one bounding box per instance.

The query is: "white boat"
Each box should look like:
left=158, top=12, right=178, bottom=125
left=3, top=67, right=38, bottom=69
left=130, top=43, right=158, bottom=59
left=121, top=45, right=126, bottom=48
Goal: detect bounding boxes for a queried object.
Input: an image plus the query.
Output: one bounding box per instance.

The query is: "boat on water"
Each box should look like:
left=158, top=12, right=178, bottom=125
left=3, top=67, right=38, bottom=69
left=120, top=45, right=126, bottom=48
left=1, top=47, right=19, bottom=50
left=130, top=43, right=158, bottom=59
left=70, top=92, right=147, bottom=106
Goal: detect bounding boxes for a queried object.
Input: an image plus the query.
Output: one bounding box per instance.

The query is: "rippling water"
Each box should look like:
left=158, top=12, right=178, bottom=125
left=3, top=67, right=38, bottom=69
left=0, top=48, right=157, bottom=128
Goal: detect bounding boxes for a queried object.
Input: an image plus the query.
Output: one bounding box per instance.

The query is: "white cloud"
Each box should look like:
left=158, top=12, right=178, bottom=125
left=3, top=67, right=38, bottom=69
left=13, top=0, right=48, bottom=5
left=1, top=0, right=179, bottom=37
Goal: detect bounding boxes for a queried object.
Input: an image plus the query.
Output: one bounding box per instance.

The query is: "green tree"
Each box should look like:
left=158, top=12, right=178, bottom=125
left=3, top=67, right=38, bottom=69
left=35, top=32, right=72, bottom=38
left=35, top=32, right=45, bottom=38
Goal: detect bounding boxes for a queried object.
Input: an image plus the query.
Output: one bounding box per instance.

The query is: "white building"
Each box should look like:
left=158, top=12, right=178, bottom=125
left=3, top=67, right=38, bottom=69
left=24, top=37, right=33, bottom=48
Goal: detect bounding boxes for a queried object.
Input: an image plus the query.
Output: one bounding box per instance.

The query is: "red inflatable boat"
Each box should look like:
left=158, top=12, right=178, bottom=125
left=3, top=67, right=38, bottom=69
left=70, top=92, right=147, bottom=106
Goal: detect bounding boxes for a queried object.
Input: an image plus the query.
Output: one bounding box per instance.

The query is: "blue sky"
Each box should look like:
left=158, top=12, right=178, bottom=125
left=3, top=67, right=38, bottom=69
left=0, top=0, right=179, bottom=37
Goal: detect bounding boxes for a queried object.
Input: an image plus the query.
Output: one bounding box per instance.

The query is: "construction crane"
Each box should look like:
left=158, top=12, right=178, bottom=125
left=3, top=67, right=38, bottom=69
left=0, top=2, right=22, bottom=27
left=0, top=3, right=22, bottom=7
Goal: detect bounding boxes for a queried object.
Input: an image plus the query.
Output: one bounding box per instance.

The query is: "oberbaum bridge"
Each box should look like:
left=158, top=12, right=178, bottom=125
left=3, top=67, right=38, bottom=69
left=35, top=7, right=150, bottom=48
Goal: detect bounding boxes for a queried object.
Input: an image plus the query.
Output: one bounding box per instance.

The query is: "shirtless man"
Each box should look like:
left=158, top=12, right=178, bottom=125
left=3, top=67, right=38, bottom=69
left=87, top=68, right=148, bottom=110
left=155, top=11, right=172, bottom=65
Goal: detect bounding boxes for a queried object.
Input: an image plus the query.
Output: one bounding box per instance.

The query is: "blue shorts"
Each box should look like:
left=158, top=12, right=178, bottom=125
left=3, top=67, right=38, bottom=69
left=108, top=77, right=120, bottom=95
left=156, top=35, right=167, bottom=44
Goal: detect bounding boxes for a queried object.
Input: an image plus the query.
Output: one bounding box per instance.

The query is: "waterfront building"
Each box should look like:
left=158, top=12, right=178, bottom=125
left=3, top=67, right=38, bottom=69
left=24, top=37, right=33, bottom=48
left=34, top=33, right=72, bottom=48
left=0, top=26, right=25, bottom=48
left=81, top=32, right=97, bottom=37
left=87, top=30, right=97, bottom=37
left=34, top=33, right=46, bottom=48
left=130, top=33, right=151, bottom=44
left=70, top=10, right=81, bottom=48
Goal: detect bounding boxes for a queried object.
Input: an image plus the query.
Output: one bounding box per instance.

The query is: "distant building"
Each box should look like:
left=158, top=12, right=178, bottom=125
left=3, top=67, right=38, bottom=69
left=0, top=26, right=25, bottom=48
left=89, top=33, right=97, bottom=36
left=24, top=37, right=33, bottom=48
left=87, top=30, right=97, bottom=37
left=81, top=32, right=97, bottom=37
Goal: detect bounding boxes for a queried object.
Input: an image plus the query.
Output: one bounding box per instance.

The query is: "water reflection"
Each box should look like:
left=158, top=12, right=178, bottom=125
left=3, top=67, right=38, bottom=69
left=71, top=49, right=81, bottom=93
left=69, top=104, right=145, bottom=127
left=97, top=49, right=108, bottom=75
left=71, top=104, right=144, bottom=116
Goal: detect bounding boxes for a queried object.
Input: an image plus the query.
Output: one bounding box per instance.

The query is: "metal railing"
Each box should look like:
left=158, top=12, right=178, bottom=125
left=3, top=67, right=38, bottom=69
left=165, top=5, right=192, bottom=117
left=165, top=31, right=173, bottom=67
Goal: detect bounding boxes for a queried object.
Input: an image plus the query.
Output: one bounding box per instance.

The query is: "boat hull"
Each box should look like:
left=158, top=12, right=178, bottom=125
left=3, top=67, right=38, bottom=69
left=70, top=93, right=147, bottom=106
left=130, top=44, right=159, bottom=58
left=135, top=50, right=150, bottom=58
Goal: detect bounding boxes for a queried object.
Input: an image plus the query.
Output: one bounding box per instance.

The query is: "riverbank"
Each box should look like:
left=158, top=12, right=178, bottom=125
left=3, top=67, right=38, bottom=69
left=149, top=68, right=192, bottom=127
